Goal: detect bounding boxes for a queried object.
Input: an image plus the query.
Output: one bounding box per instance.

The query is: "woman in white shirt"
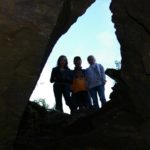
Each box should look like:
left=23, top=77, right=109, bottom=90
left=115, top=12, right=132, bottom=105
left=86, top=55, right=106, bottom=109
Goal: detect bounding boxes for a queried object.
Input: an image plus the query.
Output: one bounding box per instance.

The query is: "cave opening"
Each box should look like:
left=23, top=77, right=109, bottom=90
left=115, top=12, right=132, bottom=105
left=30, top=0, right=121, bottom=114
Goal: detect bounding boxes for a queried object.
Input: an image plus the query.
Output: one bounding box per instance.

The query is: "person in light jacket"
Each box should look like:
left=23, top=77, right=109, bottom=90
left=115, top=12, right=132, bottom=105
left=86, top=55, right=106, bottom=109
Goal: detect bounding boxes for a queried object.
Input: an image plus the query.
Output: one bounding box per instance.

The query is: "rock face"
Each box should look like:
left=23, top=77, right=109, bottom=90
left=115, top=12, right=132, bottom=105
left=0, top=0, right=150, bottom=150
left=0, top=0, right=95, bottom=149
left=13, top=100, right=147, bottom=150
left=110, top=0, right=150, bottom=119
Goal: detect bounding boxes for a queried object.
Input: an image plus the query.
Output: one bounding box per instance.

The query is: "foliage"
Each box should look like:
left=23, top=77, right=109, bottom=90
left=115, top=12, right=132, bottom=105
left=33, top=98, right=49, bottom=110
left=115, top=60, right=121, bottom=70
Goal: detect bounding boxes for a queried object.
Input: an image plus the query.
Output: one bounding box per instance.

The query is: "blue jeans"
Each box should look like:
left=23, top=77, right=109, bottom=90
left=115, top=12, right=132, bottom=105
left=89, top=85, right=106, bottom=109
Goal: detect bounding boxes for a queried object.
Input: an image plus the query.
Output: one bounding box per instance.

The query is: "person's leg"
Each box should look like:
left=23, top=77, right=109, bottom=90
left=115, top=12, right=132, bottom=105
left=97, top=85, right=106, bottom=107
left=53, top=83, right=63, bottom=112
left=70, top=93, right=78, bottom=113
left=89, top=87, right=99, bottom=109
left=81, top=91, right=91, bottom=108
left=62, top=84, right=72, bottom=111
left=87, top=91, right=92, bottom=108
left=75, top=92, right=84, bottom=110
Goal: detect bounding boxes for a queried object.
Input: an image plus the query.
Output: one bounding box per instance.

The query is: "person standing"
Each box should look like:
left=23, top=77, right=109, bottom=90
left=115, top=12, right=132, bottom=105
left=71, top=56, right=91, bottom=111
left=86, top=55, right=106, bottom=109
left=50, top=55, right=73, bottom=113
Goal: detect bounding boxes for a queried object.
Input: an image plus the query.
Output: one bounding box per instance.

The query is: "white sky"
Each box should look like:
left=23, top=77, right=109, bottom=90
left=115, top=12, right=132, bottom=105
left=30, top=0, right=121, bottom=113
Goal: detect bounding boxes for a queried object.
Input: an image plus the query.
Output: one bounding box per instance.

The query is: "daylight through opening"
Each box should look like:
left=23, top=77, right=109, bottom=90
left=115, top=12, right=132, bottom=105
left=30, top=0, right=121, bottom=114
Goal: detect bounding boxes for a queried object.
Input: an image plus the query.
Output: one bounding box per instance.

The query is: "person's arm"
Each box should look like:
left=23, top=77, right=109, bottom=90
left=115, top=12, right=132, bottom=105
left=100, top=64, right=106, bottom=84
left=65, top=69, right=73, bottom=84
left=84, top=69, right=90, bottom=88
left=50, top=68, right=56, bottom=83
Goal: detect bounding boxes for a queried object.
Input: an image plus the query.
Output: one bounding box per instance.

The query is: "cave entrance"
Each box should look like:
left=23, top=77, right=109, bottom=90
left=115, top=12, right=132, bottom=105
left=30, top=0, right=121, bottom=114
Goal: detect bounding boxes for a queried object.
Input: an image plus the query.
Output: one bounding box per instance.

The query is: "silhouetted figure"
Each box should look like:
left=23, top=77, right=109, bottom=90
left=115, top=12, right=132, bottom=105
left=50, top=55, right=73, bottom=112
left=86, top=55, right=106, bottom=109
left=71, top=56, right=91, bottom=112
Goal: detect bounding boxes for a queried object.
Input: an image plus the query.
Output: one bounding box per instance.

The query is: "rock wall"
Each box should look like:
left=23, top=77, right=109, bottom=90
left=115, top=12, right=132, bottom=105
left=110, top=0, right=150, bottom=118
left=0, top=0, right=95, bottom=149
left=0, top=0, right=150, bottom=149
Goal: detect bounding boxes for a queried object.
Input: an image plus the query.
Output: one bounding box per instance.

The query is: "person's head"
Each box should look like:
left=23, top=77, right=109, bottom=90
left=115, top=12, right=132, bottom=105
left=57, top=55, right=68, bottom=68
left=73, top=56, right=82, bottom=67
left=87, top=55, right=96, bottom=65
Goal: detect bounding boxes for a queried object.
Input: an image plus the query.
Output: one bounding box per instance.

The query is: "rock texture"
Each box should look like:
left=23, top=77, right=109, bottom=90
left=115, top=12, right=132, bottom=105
left=14, top=101, right=145, bottom=150
left=0, top=0, right=95, bottom=149
left=110, top=0, right=150, bottom=119
left=0, top=0, right=150, bottom=149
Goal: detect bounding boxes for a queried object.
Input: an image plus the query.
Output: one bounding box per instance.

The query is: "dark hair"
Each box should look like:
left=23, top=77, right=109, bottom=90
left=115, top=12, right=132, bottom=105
left=57, top=55, right=68, bottom=68
left=87, top=55, right=95, bottom=62
left=73, top=56, right=81, bottom=64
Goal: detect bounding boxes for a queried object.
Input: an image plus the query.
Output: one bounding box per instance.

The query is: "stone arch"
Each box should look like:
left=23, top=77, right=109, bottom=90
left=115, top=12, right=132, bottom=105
left=0, top=0, right=150, bottom=149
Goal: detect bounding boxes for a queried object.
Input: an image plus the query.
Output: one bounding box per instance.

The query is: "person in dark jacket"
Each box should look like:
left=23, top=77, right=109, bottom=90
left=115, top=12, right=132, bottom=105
left=71, top=56, right=91, bottom=111
left=50, top=55, right=73, bottom=113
